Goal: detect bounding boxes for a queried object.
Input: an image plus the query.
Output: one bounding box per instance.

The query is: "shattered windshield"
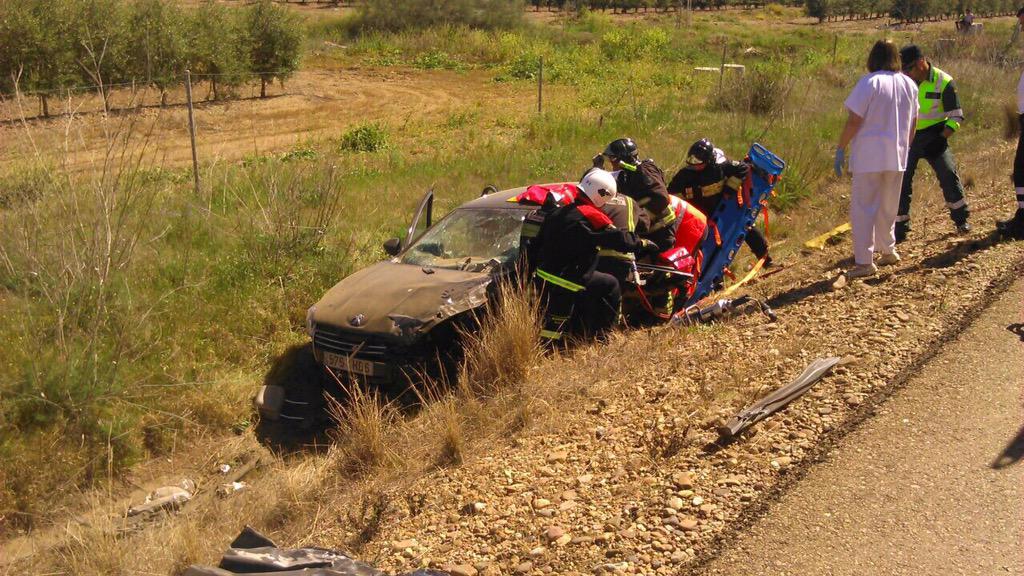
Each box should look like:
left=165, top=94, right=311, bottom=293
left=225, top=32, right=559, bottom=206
left=400, top=208, right=527, bottom=272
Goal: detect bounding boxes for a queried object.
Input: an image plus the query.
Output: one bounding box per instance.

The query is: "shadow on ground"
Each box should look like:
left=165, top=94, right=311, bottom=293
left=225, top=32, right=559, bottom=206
left=991, top=424, right=1024, bottom=469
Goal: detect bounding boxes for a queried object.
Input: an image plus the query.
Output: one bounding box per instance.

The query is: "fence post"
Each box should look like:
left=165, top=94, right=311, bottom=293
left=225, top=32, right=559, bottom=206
left=185, top=69, right=201, bottom=196
left=718, top=42, right=727, bottom=99
left=537, top=56, right=544, bottom=115
left=832, top=34, right=838, bottom=64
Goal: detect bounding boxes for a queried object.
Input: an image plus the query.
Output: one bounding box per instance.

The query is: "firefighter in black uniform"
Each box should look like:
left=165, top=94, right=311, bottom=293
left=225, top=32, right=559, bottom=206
left=667, top=139, right=771, bottom=266
left=534, top=169, right=657, bottom=344
left=593, top=138, right=678, bottom=252
left=596, top=192, right=648, bottom=288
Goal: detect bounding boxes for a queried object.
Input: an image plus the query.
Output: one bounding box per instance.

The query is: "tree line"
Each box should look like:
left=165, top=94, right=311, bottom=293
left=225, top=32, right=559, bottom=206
left=0, top=0, right=303, bottom=117
left=528, top=0, right=802, bottom=10
left=804, top=0, right=1017, bottom=21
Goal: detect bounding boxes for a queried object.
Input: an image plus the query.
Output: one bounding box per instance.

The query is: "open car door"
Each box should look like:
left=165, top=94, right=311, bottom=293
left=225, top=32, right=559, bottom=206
left=384, top=190, right=434, bottom=256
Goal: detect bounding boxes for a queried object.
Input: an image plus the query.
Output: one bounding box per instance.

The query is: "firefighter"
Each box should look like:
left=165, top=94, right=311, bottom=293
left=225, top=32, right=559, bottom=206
left=596, top=191, right=648, bottom=288
left=667, top=139, right=772, bottom=267
left=896, top=45, right=971, bottom=242
left=592, top=138, right=678, bottom=252
left=534, top=169, right=657, bottom=343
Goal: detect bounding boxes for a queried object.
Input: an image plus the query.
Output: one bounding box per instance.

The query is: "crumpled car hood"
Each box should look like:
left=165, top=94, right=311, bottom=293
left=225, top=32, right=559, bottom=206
left=313, top=261, right=493, bottom=342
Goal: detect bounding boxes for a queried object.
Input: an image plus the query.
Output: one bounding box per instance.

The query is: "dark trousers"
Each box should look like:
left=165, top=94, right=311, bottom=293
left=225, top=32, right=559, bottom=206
left=538, top=271, right=621, bottom=342
left=1013, top=115, right=1024, bottom=216
left=899, top=130, right=968, bottom=225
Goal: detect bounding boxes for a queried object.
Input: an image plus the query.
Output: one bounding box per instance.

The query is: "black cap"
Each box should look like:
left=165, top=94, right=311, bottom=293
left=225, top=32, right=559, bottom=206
left=900, top=45, right=923, bottom=70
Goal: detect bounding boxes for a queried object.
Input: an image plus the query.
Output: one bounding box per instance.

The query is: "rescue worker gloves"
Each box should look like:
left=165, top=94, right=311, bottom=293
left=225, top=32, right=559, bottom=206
left=639, top=238, right=661, bottom=256
left=579, top=169, right=618, bottom=208
left=833, top=148, right=845, bottom=177
left=923, top=135, right=948, bottom=158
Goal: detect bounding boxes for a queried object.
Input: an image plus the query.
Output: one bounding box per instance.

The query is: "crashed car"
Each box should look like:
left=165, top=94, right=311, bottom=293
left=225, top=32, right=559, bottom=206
left=255, top=144, right=785, bottom=422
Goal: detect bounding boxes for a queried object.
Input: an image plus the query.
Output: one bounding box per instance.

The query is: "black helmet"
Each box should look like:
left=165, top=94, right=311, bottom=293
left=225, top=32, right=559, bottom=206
left=603, top=138, right=639, bottom=163
left=686, top=138, right=715, bottom=167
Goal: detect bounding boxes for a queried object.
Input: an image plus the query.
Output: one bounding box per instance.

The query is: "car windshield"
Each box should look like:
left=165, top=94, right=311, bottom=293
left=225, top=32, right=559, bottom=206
left=400, top=208, right=527, bottom=272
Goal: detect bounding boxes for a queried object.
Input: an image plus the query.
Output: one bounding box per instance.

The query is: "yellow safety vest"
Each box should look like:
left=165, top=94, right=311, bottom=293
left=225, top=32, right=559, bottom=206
left=917, top=65, right=962, bottom=132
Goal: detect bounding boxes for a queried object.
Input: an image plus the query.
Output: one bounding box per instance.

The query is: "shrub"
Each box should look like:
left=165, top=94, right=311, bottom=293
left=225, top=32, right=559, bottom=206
left=357, top=0, right=525, bottom=32
left=339, top=123, right=390, bottom=153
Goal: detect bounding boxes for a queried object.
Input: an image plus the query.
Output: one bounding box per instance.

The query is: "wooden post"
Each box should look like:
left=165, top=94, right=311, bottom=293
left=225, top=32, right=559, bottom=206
left=718, top=42, right=727, bottom=99
left=538, top=56, right=544, bottom=114
left=185, top=69, right=200, bottom=196
left=832, top=34, right=838, bottom=64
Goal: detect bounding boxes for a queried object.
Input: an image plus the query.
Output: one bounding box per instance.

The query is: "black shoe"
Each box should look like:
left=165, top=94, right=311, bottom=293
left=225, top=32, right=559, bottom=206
left=954, top=222, right=971, bottom=235
left=761, top=255, right=774, bottom=269
left=997, top=216, right=1024, bottom=239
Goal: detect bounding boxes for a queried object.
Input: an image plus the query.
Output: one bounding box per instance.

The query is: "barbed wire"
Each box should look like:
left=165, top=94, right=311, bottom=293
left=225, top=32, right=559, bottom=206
left=1, top=69, right=305, bottom=99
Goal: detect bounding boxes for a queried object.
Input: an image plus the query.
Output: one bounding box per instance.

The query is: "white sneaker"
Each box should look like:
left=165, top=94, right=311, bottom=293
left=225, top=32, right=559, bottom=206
left=877, top=252, right=901, bottom=267
left=846, top=263, right=878, bottom=279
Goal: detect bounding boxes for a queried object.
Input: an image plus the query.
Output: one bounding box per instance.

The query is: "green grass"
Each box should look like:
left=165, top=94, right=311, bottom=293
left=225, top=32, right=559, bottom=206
left=1, top=11, right=1021, bottom=532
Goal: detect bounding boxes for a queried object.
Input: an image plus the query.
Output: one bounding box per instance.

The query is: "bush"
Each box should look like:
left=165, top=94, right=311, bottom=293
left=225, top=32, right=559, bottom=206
left=339, top=123, right=390, bottom=152
left=357, top=0, right=525, bottom=32
left=713, top=66, right=789, bottom=116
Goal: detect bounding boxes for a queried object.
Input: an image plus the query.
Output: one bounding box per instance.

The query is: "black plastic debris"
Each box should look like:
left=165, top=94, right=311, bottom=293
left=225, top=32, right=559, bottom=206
left=183, top=526, right=449, bottom=576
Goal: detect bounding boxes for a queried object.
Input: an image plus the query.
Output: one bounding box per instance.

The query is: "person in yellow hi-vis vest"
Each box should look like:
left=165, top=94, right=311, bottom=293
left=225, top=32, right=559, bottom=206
left=896, top=45, right=971, bottom=243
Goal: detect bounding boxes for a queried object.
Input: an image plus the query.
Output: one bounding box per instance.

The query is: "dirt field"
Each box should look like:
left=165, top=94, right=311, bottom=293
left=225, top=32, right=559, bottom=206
left=0, top=67, right=542, bottom=172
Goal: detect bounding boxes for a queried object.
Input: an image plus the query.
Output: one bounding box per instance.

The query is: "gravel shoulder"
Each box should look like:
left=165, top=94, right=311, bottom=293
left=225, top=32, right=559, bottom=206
left=699, top=276, right=1024, bottom=576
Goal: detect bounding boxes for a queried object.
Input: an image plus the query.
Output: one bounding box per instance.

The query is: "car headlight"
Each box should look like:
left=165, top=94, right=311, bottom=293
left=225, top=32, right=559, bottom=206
left=305, top=305, right=316, bottom=337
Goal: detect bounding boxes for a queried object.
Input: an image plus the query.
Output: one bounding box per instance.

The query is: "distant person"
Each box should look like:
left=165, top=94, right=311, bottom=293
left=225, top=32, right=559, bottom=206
left=895, top=45, right=971, bottom=242
left=591, top=138, right=678, bottom=251
left=997, top=7, right=1024, bottom=239
left=957, top=9, right=974, bottom=31
left=834, top=40, right=919, bottom=279
left=667, top=138, right=772, bottom=267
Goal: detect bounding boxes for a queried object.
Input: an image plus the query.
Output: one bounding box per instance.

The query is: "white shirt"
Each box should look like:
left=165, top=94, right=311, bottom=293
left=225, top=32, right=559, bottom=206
left=1017, top=69, right=1024, bottom=114
left=844, top=71, right=919, bottom=173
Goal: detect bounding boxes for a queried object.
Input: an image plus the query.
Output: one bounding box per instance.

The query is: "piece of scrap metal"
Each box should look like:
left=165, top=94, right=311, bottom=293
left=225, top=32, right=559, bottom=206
left=718, top=356, right=841, bottom=440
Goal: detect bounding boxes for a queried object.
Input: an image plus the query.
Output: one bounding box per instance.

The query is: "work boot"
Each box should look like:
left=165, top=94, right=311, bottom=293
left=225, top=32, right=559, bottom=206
left=894, top=221, right=910, bottom=244
left=997, top=212, right=1024, bottom=240
left=954, top=221, right=971, bottom=235
left=845, top=263, right=877, bottom=279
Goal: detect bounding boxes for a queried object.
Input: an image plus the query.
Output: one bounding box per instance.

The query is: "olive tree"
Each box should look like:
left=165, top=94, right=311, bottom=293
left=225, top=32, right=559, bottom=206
left=244, top=0, right=302, bottom=99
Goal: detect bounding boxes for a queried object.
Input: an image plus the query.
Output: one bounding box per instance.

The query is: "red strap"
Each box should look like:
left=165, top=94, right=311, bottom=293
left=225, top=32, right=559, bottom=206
left=577, top=204, right=613, bottom=229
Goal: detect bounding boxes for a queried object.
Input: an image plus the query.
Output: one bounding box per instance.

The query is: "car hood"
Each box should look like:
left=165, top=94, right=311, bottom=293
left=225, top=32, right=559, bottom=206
left=312, top=261, right=493, bottom=342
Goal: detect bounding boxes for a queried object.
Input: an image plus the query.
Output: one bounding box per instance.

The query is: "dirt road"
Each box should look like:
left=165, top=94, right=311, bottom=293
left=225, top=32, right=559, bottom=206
left=699, top=278, right=1024, bottom=575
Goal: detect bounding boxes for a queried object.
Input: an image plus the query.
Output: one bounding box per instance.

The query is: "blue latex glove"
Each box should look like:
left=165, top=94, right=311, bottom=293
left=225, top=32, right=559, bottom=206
left=833, top=148, right=845, bottom=177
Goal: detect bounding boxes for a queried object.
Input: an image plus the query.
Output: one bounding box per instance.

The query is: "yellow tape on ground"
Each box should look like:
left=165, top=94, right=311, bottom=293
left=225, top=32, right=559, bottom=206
left=803, top=222, right=852, bottom=250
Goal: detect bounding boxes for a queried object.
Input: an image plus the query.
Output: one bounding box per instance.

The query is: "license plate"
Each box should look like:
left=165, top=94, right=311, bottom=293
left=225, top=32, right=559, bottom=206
left=323, top=352, right=376, bottom=376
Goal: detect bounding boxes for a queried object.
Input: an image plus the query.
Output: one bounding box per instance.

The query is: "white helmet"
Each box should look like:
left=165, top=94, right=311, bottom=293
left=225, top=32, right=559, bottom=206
left=579, top=169, right=617, bottom=208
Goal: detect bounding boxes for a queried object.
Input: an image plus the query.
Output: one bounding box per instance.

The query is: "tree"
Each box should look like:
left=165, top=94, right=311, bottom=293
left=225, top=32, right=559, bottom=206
left=244, top=0, right=302, bottom=99
left=0, top=0, right=79, bottom=117
left=69, top=0, right=130, bottom=113
left=186, top=0, right=248, bottom=101
left=126, top=0, right=187, bottom=106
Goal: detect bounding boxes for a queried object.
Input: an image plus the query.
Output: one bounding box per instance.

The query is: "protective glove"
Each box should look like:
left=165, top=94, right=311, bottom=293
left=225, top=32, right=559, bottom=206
left=833, top=148, right=845, bottom=177
left=592, top=153, right=605, bottom=169
left=638, top=238, right=661, bottom=256
left=923, top=135, right=948, bottom=158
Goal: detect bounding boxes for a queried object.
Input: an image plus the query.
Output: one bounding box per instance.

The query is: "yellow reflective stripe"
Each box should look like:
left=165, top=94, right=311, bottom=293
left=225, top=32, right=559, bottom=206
left=725, top=176, right=743, bottom=190
left=626, top=197, right=635, bottom=232
left=647, top=208, right=677, bottom=232
left=536, top=269, right=585, bottom=292
left=540, top=329, right=563, bottom=340
left=597, top=248, right=635, bottom=260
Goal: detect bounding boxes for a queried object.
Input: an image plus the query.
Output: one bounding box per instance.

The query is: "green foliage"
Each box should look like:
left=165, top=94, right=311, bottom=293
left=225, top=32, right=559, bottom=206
left=126, top=0, right=187, bottom=95
left=357, top=0, right=525, bottom=32
left=600, top=27, right=669, bottom=60
left=245, top=0, right=303, bottom=98
left=339, top=123, right=391, bottom=152
left=186, top=0, right=249, bottom=101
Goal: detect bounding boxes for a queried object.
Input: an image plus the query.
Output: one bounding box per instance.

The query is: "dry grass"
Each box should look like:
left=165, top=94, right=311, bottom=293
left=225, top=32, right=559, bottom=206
left=326, top=379, right=399, bottom=477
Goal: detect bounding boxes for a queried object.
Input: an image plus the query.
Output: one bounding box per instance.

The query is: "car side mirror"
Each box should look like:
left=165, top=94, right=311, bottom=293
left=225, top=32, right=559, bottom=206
left=383, top=237, right=402, bottom=256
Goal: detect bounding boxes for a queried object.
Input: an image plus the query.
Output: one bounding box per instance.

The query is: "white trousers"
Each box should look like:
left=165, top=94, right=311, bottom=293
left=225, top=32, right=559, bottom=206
left=850, top=170, right=903, bottom=265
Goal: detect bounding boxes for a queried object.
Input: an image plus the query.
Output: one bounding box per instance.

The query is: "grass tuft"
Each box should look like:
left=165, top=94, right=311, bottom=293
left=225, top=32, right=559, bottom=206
left=327, top=379, right=398, bottom=477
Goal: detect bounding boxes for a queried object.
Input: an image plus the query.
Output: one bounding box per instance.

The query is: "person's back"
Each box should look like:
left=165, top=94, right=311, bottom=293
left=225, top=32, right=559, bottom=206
left=846, top=71, right=918, bottom=174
